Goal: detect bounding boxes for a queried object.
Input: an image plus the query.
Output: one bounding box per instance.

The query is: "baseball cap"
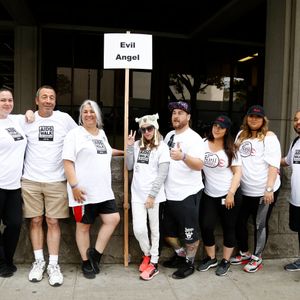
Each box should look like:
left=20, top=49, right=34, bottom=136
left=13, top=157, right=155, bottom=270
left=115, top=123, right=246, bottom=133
left=168, top=100, right=191, bottom=114
left=213, top=115, right=232, bottom=129
left=247, top=105, right=265, bottom=117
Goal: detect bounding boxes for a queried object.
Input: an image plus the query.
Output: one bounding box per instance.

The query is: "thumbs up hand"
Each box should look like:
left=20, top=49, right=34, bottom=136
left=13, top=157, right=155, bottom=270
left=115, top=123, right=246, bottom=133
left=170, top=142, right=184, bottom=161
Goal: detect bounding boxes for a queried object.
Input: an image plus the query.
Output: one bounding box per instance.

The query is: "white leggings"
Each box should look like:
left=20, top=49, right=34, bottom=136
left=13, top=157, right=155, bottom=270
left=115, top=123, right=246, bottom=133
left=131, top=202, right=160, bottom=264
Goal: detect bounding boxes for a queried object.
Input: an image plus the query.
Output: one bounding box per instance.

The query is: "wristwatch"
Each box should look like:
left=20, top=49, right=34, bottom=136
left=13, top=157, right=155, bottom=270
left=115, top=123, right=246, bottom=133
left=266, top=186, right=274, bottom=192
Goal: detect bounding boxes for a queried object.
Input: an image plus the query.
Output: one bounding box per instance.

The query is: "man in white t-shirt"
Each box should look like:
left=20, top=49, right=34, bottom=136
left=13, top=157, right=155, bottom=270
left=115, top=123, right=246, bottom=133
left=21, top=86, right=77, bottom=286
left=163, top=100, right=204, bottom=279
left=281, top=110, right=300, bottom=271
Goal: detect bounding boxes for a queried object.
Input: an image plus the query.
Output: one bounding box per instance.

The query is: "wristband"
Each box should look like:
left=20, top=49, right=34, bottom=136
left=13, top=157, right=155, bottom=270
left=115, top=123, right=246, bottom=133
left=182, top=152, right=187, bottom=161
left=70, top=183, right=79, bottom=189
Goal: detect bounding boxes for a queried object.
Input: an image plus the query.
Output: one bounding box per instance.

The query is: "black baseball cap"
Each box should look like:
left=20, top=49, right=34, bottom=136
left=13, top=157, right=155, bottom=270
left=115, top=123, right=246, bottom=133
left=247, top=105, right=265, bottom=117
left=213, top=115, right=232, bottom=129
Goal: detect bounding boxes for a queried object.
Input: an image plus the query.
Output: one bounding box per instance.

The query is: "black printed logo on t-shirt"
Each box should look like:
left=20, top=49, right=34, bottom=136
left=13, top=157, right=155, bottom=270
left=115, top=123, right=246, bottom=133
left=6, top=127, right=24, bottom=141
left=92, top=139, right=107, bottom=154
left=137, top=149, right=151, bottom=164
left=39, top=126, right=54, bottom=141
left=293, top=149, right=300, bottom=164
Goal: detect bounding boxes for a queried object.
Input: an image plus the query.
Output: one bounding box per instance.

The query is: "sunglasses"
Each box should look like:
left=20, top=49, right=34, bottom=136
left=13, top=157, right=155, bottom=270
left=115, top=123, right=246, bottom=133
left=140, top=126, right=154, bottom=134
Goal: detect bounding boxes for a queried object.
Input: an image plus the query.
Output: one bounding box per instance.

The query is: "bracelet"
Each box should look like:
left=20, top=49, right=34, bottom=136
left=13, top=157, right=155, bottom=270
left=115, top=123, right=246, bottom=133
left=70, top=183, right=78, bottom=189
left=228, top=190, right=235, bottom=195
left=182, top=152, right=187, bottom=161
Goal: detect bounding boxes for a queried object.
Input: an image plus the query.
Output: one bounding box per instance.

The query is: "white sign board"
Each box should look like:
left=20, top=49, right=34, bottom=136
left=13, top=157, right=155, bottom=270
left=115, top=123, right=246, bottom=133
left=104, top=33, right=152, bottom=69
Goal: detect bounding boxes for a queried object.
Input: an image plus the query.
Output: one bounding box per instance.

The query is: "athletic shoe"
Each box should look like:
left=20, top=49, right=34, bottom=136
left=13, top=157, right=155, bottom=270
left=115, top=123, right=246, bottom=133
left=139, top=255, right=151, bottom=272
left=140, top=263, right=159, bottom=280
left=284, top=259, right=300, bottom=271
left=243, top=255, right=263, bottom=273
left=197, top=256, right=218, bottom=272
left=0, top=262, right=13, bottom=278
left=81, top=261, right=96, bottom=279
left=230, top=251, right=252, bottom=265
left=163, top=254, right=186, bottom=269
left=47, top=264, right=63, bottom=286
left=8, top=263, right=17, bottom=273
left=172, top=259, right=194, bottom=279
left=216, top=259, right=230, bottom=276
left=28, top=260, right=46, bottom=282
left=87, top=247, right=101, bottom=274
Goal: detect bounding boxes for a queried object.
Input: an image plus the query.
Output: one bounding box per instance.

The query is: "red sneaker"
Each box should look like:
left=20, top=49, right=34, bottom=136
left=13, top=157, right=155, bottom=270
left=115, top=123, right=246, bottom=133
left=139, top=256, right=151, bottom=272
left=140, top=263, right=159, bottom=281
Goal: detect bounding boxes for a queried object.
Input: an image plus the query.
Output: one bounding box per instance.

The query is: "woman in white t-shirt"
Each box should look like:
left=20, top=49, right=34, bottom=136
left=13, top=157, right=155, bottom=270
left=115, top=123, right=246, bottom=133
left=231, top=105, right=281, bottom=273
left=62, top=100, right=123, bottom=279
left=0, top=88, right=29, bottom=277
left=197, top=115, right=242, bottom=276
left=126, top=113, right=170, bottom=281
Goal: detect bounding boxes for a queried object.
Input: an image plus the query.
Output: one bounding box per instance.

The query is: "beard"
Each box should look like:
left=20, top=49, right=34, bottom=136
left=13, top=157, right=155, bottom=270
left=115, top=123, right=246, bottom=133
left=172, top=119, right=188, bottom=130
left=294, top=125, right=300, bottom=135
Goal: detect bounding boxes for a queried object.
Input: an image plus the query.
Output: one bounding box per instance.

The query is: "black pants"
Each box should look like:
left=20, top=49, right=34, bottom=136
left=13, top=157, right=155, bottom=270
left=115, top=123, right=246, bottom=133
left=235, top=190, right=279, bottom=256
left=200, top=190, right=242, bottom=248
left=0, top=188, right=23, bottom=264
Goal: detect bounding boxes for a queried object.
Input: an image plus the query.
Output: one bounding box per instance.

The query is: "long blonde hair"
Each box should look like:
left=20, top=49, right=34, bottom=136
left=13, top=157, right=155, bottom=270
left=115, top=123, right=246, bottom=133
left=139, top=129, right=162, bottom=150
left=236, top=115, right=269, bottom=147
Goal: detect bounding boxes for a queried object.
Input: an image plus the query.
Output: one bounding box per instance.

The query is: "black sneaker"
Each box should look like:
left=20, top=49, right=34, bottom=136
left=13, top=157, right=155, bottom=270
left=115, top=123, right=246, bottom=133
left=172, top=260, right=195, bottom=279
left=81, top=260, right=96, bottom=279
left=7, top=262, right=17, bottom=273
left=0, top=262, right=13, bottom=278
left=87, top=247, right=101, bottom=274
left=215, top=259, right=230, bottom=276
left=197, top=256, right=218, bottom=272
left=163, top=254, right=186, bottom=269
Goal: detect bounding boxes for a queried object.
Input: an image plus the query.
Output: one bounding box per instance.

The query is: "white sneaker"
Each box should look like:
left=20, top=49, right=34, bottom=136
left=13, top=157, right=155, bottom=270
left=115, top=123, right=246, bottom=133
left=28, top=260, right=46, bottom=282
left=47, top=264, right=63, bottom=286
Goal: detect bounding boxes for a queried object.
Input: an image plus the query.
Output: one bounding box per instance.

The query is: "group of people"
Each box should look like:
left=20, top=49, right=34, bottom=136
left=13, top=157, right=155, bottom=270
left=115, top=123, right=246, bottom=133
left=0, top=85, right=299, bottom=285
left=0, top=86, right=123, bottom=286
left=126, top=100, right=300, bottom=281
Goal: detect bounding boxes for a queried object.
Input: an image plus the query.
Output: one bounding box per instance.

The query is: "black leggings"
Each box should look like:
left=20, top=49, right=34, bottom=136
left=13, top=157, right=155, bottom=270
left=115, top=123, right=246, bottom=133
left=200, top=190, right=242, bottom=248
left=0, top=188, right=23, bottom=264
left=235, top=190, right=280, bottom=257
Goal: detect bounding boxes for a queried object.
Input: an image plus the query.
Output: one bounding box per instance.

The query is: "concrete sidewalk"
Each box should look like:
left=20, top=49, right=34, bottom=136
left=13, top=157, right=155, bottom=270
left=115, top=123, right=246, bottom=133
left=1, top=259, right=300, bottom=300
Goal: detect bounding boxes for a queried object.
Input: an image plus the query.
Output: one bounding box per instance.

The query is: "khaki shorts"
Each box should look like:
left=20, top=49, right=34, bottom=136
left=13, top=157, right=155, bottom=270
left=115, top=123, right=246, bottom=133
left=22, top=178, right=69, bottom=218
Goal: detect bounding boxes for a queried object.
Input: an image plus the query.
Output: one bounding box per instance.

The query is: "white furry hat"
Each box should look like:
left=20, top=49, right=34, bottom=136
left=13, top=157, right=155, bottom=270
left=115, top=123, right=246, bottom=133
left=135, top=113, right=159, bottom=129
left=135, top=113, right=160, bottom=147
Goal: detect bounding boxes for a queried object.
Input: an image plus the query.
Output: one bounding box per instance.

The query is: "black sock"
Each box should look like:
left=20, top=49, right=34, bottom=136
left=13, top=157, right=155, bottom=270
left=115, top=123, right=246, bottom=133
left=93, top=248, right=102, bottom=262
left=82, top=260, right=90, bottom=267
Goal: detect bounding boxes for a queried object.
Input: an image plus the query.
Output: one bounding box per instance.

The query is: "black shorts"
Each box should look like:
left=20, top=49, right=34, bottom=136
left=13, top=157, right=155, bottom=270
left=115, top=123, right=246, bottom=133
left=72, top=200, right=118, bottom=224
left=289, top=203, right=300, bottom=232
left=163, top=190, right=202, bottom=244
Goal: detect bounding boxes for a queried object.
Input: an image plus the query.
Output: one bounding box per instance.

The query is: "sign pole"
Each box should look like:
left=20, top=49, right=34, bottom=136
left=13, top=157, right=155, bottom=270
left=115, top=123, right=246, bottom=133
left=123, top=66, right=130, bottom=266
left=103, top=31, right=152, bottom=267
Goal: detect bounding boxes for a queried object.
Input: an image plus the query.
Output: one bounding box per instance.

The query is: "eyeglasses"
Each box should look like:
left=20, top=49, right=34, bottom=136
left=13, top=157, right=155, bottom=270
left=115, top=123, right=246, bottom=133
left=140, top=126, right=154, bottom=134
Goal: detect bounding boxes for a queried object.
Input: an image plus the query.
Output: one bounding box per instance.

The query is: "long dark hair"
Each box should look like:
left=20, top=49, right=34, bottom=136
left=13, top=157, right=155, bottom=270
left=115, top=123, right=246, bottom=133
left=206, top=127, right=237, bottom=167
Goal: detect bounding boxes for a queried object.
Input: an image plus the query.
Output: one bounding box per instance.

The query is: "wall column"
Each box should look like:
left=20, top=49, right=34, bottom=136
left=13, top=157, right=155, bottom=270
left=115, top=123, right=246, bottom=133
left=264, top=0, right=300, bottom=153
left=14, top=25, right=38, bottom=113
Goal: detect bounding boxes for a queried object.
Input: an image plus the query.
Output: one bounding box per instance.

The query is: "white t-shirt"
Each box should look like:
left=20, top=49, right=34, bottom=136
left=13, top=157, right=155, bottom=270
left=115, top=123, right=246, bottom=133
left=62, top=126, right=114, bottom=207
left=164, top=127, right=204, bottom=201
left=0, top=115, right=27, bottom=189
left=203, top=139, right=241, bottom=197
left=284, top=137, right=300, bottom=206
left=22, top=110, right=77, bottom=182
left=237, top=131, right=281, bottom=197
left=131, top=141, right=170, bottom=204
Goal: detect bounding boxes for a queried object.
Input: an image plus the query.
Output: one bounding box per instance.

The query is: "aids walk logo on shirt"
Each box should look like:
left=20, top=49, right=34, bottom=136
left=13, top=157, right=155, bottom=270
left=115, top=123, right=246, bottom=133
left=6, top=127, right=24, bottom=141
left=137, top=149, right=151, bottom=164
left=92, top=139, right=107, bottom=154
left=39, top=126, right=54, bottom=141
left=293, top=149, right=300, bottom=164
